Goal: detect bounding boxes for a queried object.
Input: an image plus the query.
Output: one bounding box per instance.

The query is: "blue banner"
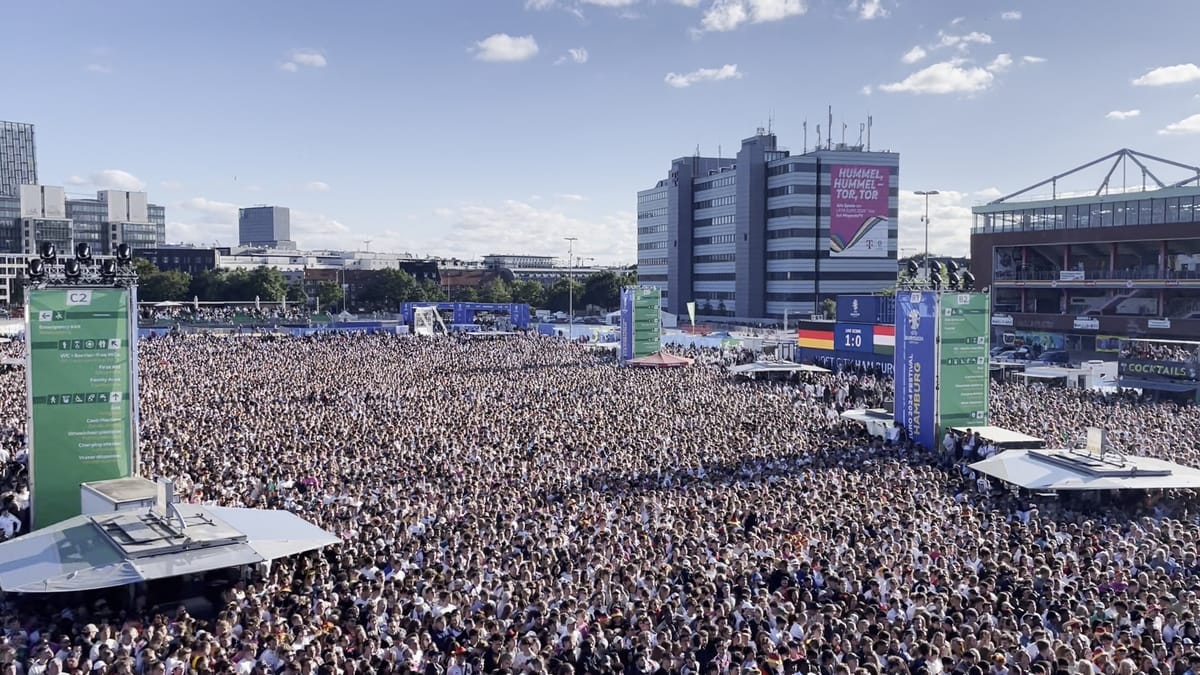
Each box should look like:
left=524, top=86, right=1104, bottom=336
left=796, top=347, right=894, bottom=375
left=834, top=324, right=874, bottom=354
left=619, top=289, right=634, bottom=360
left=894, top=291, right=938, bottom=449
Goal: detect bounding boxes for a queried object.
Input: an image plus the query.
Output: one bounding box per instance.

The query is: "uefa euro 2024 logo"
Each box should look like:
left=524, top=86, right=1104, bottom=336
left=850, top=299, right=860, bottom=317
left=907, top=307, right=922, bottom=334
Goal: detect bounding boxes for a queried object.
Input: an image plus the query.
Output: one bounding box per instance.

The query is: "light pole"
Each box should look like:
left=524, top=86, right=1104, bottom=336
left=565, top=237, right=577, bottom=339
left=914, top=190, right=940, bottom=281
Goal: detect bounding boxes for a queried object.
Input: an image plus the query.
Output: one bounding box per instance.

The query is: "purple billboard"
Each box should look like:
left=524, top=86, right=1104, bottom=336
left=829, top=164, right=891, bottom=257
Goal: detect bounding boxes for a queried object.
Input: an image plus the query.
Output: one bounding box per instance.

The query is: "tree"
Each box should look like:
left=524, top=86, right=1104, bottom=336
left=140, top=270, right=192, bottom=302
left=821, top=298, right=837, bottom=320
left=456, top=287, right=480, bottom=302
left=417, top=279, right=447, bottom=302
left=509, top=279, right=545, bottom=308
left=132, top=257, right=158, bottom=280
left=545, top=277, right=585, bottom=313
left=479, top=278, right=512, bottom=304
left=358, top=269, right=418, bottom=309
left=582, top=270, right=621, bottom=311
left=247, top=267, right=288, bottom=302
left=285, top=283, right=307, bottom=303
left=190, top=269, right=227, bottom=301
left=315, top=281, right=344, bottom=310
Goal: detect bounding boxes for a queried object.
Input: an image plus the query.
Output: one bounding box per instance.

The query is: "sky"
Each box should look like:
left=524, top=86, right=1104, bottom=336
left=4, top=0, right=1200, bottom=265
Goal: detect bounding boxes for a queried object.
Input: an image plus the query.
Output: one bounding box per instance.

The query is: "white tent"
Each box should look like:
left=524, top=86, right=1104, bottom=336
left=970, top=449, right=1200, bottom=492
left=0, top=504, right=339, bottom=593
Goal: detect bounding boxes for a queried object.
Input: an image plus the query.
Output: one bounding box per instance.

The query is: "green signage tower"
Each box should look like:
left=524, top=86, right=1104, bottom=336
left=25, top=247, right=140, bottom=530
left=934, top=291, right=990, bottom=440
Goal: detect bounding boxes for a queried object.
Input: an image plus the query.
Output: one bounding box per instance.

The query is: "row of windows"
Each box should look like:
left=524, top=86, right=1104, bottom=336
left=766, top=250, right=818, bottom=260
left=694, top=253, right=736, bottom=263
left=695, top=175, right=736, bottom=191
left=694, top=272, right=736, bottom=281
left=767, top=184, right=810, bottom=197
left=766, top=292, right=819, bottom=302
left=694, top=195, right=735, bottom=209
left=638, top=224, right=667, bottom=235
left=638, top=208, right=668, bottom=220
left=767, top=206, right=818, bottom=220
left=695, top=214, right=735, bottom=228
left=766, top=270, right=897, bottom=281
left=767, top=228, right=816, bottom=240
left=976, top=196, right=1200, bottom=233
left=695, top=234, right=735, bottom=245
left=694, top=291, right=735, bottom=301
left=639, top=274, right=667, bottom=282
left=637, top=241, right=667, bottom=250
left=639, top=257, right=668, bottom=266
left=637, top=192, right=666, bottom=204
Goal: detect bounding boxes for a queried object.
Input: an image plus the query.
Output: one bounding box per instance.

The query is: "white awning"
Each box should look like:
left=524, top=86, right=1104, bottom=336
left=950, top=425, right=1044, bottom=447
left=970, top=449, right=1200, bottom=492
left=0, top=504, right=340, bottom=593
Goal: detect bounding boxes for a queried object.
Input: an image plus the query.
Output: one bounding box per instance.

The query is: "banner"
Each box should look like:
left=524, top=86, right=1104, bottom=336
left=936, top=292, right=990, bottom=435
left=829, top=165, right=891, bottom=257
left=686, top=301, right=696, bottom=327
left=834, top=324, right=873, bottom=354
left=894, top=291, right=937, bottom=448
left=631, top=289, right=662, bottom=358
left=1118, top=359, right=1200, bottom=381
left=620, top=289, right=634, bottom=360
left=27, top=287, right=139, bottom=529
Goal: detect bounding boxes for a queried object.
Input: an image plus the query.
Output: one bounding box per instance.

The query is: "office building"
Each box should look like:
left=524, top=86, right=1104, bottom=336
left=239, top=206, right=294, bottom=249
left=970, top=148, right=1200, bottom=348
left=135, top=245, right=227, bottom=276
left=637, top=129, right=899, bottom=321
left=0, top=121, right=37, bottom=198
left=482, top=254, right=556, bottom=269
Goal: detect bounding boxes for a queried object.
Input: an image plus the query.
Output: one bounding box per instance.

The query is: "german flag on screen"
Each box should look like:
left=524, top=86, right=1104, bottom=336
left=873, top=325, right=895, bottom=355
left=797, top=328, right=834, bottom=350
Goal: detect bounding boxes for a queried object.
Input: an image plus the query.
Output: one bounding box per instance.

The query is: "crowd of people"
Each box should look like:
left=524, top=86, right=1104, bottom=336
left=0, top=334, right=1198, bottom=675
left=1117, top=342, right=1198, bottom=363
left=138, top=305, right=319, bottom=326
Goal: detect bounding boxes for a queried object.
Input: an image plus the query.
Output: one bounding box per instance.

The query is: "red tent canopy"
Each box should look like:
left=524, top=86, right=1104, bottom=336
left=626, top=351, right=694, bottom=368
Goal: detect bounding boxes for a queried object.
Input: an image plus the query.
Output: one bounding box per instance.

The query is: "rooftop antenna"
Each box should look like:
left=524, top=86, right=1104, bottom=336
left=768, top=109, right=774, bottom=135
left=858, top=122, right=865, bottom=147
left=867, top=114, right=873, bottom=152
left=803, top=119, right=808, bottom=153
left=363, top=239, right=373, bottom=252
left=816, top=124, right=822, bottom=150
left=718, top=144, right=722, bottom=161
left=827, top=105, right=833, bottom=150
left=841, top=122, right=847, bottom=146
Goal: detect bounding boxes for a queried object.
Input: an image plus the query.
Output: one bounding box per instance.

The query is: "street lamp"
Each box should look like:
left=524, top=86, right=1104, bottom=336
left=565, top=237, right=577, bottom=339
left=914, top=190, right=940, bottom=282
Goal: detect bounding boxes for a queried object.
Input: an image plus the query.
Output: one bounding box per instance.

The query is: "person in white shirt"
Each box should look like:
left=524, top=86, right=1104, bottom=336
left=0, top=509, right=20, bottom=539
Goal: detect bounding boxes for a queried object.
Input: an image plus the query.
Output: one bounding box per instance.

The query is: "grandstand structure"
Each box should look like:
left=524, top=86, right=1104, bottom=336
left=971, top=149, right=1200, bottom=347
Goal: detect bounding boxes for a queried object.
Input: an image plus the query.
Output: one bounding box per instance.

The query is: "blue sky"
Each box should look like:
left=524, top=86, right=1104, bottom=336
left=4, top=0, right=1200, bottom=264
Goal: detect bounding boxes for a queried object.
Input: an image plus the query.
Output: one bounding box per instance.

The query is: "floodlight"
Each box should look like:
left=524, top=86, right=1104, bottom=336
left=26, top=258, right=44, bottom=280
left=64, top=259, right=82, bottom=279
left=39, top=242, right=56, bottom=262
left=75, top=242, right=93, bottom=262
left=115, top=243, right=132, bottom=264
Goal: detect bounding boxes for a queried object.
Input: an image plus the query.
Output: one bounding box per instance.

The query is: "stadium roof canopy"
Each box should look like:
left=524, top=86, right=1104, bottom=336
left=970, top=448, right=1200, bottom=492
left=0, top=504, right=339, bottom=593
left=975, top=148, right=1200, bottom=211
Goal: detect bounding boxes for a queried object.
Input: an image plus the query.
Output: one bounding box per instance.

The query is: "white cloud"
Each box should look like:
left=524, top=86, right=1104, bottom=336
left=472, top=33, right=539, bottom=62
left=1023, top=55, right=1047, bottom=64
left=556, top=193, right=587, bottom=201
left=849, top=0, right=887, bottom=20
left=290, top=211, right=354, bottom=250
left=1001, top=10, right=1021, bottom=20
left=305, top=181, right=331, bottom=193
left=860, top=85, right=873, bottom=95
left=664, top=63, right=742, bottom=88
left=671, top=0, right=702, bottom=6
left=975, top=187, right=1003, bottom=201
left=159, top=180, right=183, bottom=190
left=898, top=190, right=974, bottom=257
left=581, top=0, right=636, bottom=5
left=699, top=0, right=806, bottom=32
left=85, top=63, right=112, bottom=74
left=1133, top=63, right=1200, bottom=87
left=1105, top=109, right=1141, bottom=121
left=949, top=16, right=965, bottom=25
left=281, top=49, right=326, bottom=72
left=555, top=47, right=589, bottom=65
left=1158, top=114, right=1200, bottom=136
left=167, top=197, right=239, bottom=245
left=901, top=45, right=927, bottom=64
left=420, top=200, right=634, bottom=265
left=987, top=53, right=1013, bottom=73
left=65, top=169, right=147, bottom=191
left=938, top=31, right=992, bottom=50
left=524, top=0, right=556, bottom=8
left=879, top=59, right=994, bottom=95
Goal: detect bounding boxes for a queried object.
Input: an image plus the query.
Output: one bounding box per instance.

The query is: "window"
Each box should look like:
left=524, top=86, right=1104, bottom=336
left=695, top=215, right=735, bottom=228
left=637, top=241, right=666, bottom=250
left=767, top=228, right=816, bottom=239
left=694, top=195, right=735, bottom=209
left=638, top=224, right=667, bottom=235
left=766, top=206, right=817, bottom=220
left=767, top=184, right=812, bottom=197
left=693, top=253, right=736, bottom=263
left=695, top=175, right=735, bottom=191
left=694, top=272, right=736, bottom=281
left=695, top=234, right=735, bottom=245
left=638, top=208, right=667, bottom=219
left=766, top=250, right=818, bottom=260
left=639, top=257, right=668, bottom=266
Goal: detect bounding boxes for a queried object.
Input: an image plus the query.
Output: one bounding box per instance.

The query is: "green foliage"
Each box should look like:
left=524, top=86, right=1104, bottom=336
left=821, top=297, right=837, bottom=320
left=545, top=277, right=584, bottom=313
left=315, top=281, right=344, bottom=309
left=479, top=278, right=512, bottom=304
left=132, top=258, right=192, bottom=302
left=285, top=283, right=307, bottom=303
left=582, top=270, right=621, bottom=311
left=509, top=279, right=545, bottom=307
left=357, top=269, right=418, bottom=309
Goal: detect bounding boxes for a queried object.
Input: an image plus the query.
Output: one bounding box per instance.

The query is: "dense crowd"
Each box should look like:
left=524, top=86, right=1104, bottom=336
left=1118, top=342, right=1198, bottom=363
left=0, top=334, right=1199, bottom=675
left=138, top=305, right=318, bottom=326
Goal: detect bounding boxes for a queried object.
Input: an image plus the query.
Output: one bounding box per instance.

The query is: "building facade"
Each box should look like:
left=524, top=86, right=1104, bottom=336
left=0, top=187, right=166, bottom=257
left=482, top=254, right=556, bottom=269
left=970, top=149, right=1200, bottom=349
left=0, top=121, right=37, bottom=198
left=238, top=206, right=294, bottom=249
left=135, top=245, right=226, bottom=276
left=637, top=129, right=899, bottom=321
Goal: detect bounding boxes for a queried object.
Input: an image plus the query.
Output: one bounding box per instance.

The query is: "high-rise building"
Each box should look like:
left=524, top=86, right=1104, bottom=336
left=637, top=129, right=899, bottom=321
left=238, top=206, right=295, bottom=249
left=0, top=121, right=37, bottom=198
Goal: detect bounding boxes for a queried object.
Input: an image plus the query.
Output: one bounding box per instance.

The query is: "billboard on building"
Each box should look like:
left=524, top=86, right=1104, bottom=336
left=829, top=165, right=891, bottom=257
left=836, top=295, right=879, bottom=324
left=620, top=288, right=662, bottom=360
left=936, top=292, right=990, bottom=435
left=834, top=323, right=873, bottom=353
left=894, top=291, right=937, bottom=448
left=27, top=287, right=139, bottom=529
